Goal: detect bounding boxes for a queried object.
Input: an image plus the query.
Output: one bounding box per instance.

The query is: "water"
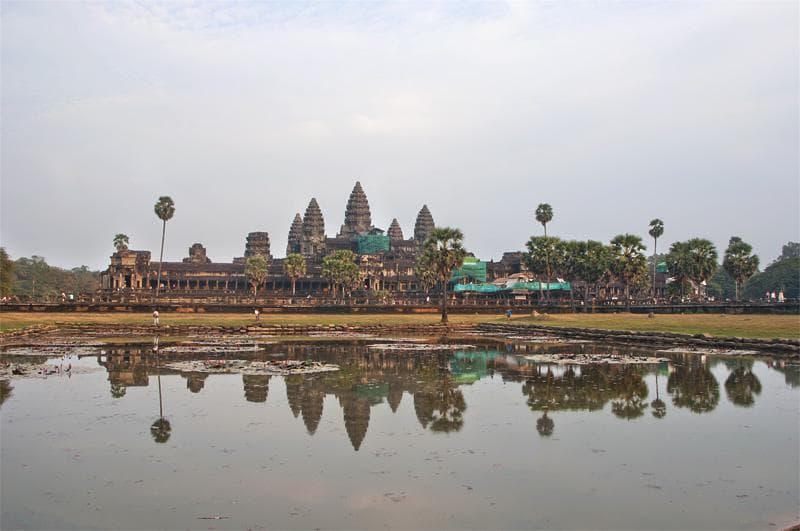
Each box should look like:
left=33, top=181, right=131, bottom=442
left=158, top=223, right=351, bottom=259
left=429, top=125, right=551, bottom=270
left=2, top=341, right=798, bottom=529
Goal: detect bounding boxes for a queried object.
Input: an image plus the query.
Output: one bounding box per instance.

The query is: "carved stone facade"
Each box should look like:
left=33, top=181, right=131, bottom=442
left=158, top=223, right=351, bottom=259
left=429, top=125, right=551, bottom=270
left=102, top=182, right=439, bottom=295
left=183, top=243, right=211, bottom=264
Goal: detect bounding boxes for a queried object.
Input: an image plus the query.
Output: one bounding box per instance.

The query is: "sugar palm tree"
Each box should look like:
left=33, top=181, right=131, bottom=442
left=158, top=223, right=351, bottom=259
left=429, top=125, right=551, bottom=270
left=284, top=253, right=307, bottom=295
left=524, top=236, right=563, bottom=303
left=416, top=227, right=467, bottom=323
left=648, top=219, right=664, bottom=298
left=153, top=196, right=175, bottom=298
left=723, top=237, right=759, bottom=300
left=245, top=254, right=270, bottom=302
left=688, top=238, right=718, bottom=298
left=610, top=234, right=647, bottom=311
left=535, top=203, right=553, bottom=237
left=113, top=233, right=129, bottom=252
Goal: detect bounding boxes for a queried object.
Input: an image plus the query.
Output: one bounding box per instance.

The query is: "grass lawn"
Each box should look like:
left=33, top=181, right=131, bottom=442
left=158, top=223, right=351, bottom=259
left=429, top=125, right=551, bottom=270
left=0, top=312, right=487, bottom=332
left=508, top=313, right=800, bottom=340
left=1, top=311, right=798, bottom=340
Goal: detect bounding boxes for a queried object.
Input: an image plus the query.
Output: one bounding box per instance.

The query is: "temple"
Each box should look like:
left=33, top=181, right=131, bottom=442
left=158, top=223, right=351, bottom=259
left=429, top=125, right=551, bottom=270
left=102, top=182, right=442, bottom=295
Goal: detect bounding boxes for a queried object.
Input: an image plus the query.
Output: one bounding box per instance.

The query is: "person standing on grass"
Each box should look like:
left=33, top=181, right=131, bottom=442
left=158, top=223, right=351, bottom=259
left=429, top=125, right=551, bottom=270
left=153, top=310, right=160, bottom=326
left=254, top=309, right=260, bottom=321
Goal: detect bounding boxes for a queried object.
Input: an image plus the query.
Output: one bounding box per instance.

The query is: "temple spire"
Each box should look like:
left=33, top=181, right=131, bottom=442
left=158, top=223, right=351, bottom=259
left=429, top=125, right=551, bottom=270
left=301, top=198, right=325, bottom=256
left=287, top=213, right=303, bottom=255
left=338, top=181, right=372, bottom=238
left=414, top=204, right=435, bottom=244
left=387, top=218, right=404, bottom=240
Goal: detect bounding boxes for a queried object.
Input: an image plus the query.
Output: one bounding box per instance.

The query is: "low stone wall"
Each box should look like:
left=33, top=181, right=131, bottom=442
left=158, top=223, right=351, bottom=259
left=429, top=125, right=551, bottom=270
left=2, top=301, right=798, bottom=315
left=476, top=323, right=800, bottom=355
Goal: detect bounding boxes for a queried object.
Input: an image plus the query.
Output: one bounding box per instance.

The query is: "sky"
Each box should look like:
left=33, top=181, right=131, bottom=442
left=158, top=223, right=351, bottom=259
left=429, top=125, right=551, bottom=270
left=1, top=1, right=798, bottom=270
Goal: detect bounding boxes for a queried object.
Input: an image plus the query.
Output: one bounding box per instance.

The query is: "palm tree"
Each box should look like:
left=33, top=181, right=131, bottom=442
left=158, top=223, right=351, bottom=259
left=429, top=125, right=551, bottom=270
left=245, top=254, right=270, bottom=302
left=610, top=234, right=647, bottom=310
left=666, top=240, right=693, bottom=298
left=723, top=237, right=759, bottom=300
left=581, top=240, right=613, bottom=309
left=113, top=233, right=129, bottom=252
left=524, top=236, right=563, bottom=303
left=535, top=203, right=554, bottom=237
left=153, top=196, right=175, bottom=298
left=687, top=238, right=718, bottom=297
left=322, top=250, right=359, bottom=299
left=648, top=219, right=664, bottom=298
left=284, top=253, right=307, bottom=295
left=416, top=227, right=467, bottom=323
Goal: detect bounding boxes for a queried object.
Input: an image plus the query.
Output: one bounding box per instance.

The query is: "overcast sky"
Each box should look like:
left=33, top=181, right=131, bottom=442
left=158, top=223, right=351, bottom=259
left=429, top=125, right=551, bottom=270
left=1, top=1, right=798, bottom=270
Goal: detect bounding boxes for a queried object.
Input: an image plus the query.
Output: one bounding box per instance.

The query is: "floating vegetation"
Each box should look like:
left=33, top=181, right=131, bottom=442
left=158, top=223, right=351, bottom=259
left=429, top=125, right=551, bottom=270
left=367, top=343, right=477, bottom=351
left=523, top=353, right=669, bottom=365
left=657, top=347, right=761, bottom=357
left=163, top=359, right=339, bottom=375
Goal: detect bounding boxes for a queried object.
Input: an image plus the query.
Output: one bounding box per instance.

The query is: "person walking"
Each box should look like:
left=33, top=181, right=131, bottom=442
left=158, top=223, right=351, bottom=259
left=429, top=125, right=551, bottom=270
left=254, top=309, right=260, bottom=321
left=153, top=310, right=160, bottom=326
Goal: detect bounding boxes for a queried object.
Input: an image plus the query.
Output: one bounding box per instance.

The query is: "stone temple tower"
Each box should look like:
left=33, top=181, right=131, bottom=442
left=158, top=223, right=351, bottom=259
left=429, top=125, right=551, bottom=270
left=286, top=213, right=303, bottom=255
left=413, top=205, right=435, bottom=244
left=387, top=218, right=404, bottom=240
left=301, top=198, right=325, bottom=257
left=244, top=232, right=271, bottom=259
left=338, top=181, right=372, bottom=238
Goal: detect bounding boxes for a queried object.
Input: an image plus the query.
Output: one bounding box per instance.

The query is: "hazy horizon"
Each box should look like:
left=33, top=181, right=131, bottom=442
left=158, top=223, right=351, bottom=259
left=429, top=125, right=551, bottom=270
left=2, top=1, right=798, bottom=271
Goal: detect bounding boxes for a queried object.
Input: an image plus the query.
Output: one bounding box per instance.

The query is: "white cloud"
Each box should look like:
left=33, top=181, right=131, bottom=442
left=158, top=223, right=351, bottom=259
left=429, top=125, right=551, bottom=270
left=1, top=1, right=797, bottom=268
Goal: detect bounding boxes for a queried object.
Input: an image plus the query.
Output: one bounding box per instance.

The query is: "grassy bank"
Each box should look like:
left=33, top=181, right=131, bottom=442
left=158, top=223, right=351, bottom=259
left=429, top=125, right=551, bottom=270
left=1, top=311, right=798, bottom=340
left=510, top=313, right=800, bottom=340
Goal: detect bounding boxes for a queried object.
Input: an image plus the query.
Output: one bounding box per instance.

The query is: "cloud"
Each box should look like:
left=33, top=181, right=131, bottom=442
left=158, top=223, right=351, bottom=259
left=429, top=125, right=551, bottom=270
left=1, top=1, right=797, bottom=269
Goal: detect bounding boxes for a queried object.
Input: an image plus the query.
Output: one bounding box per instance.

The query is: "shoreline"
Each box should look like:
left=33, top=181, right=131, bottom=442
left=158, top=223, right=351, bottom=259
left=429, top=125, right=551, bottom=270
left=1, top=321, right=797, bottom=356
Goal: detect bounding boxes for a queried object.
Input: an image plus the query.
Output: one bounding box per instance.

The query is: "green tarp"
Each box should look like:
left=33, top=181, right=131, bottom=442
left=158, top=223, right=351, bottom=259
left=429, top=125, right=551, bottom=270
left=451, top=257, right=487, bottom=283
left=357, top=234, right=390, bottom=254
left=453, top=281, right=571, bottom=293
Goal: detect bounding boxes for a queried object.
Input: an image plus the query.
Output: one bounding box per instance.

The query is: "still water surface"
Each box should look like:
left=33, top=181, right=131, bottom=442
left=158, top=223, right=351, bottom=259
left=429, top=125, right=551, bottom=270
left=2, top=342, right=798, bottom=529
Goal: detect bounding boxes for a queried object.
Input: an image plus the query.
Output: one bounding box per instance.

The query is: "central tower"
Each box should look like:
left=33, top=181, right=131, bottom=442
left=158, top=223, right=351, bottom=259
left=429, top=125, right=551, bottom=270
left=338, top=181, right=372, bottom=238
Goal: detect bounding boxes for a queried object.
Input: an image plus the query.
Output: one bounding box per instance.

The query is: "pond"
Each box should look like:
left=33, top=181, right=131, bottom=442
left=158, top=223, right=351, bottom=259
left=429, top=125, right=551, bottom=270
left=1, top=340, right=798, bottom=529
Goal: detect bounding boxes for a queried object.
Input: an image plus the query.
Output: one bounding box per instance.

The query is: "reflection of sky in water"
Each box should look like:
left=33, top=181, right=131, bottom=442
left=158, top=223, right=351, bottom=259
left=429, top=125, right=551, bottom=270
left=1, top=344, right=798, bottom=530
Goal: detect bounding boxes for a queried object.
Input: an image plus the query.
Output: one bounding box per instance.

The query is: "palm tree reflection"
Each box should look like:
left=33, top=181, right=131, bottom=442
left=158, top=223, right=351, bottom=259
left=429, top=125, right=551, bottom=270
left=724, top=360, right=762, bottom=407
left=651, top=370, right=667, bottom=419
left=150, top=336, right=171, bottom=444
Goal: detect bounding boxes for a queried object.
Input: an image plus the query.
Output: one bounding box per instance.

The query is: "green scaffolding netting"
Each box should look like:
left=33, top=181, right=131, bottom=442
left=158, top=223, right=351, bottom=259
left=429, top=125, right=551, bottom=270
left=453, top=281, right=571, bottom=293
left=450, top=257, right=487, bottom=283
left=357, top=234, right=390, bottom=254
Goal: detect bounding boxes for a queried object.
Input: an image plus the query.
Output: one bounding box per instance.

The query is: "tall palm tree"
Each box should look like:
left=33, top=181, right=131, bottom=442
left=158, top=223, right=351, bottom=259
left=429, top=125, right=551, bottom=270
left=113, top=233, right=129, bottom=252
left=153, top=196, right=175, bottom=298
left=666, top=240, right=693, bottom=298
left=284, top=253, right=307, bottom=295
left=416, top=227, right=467, bottom=323
left=524, top=236, right=563, bottom=303
left=648, top=219, right=664, bottom=298
left=610, top=234, right=647, bottom=311
left=723, top=237, right=759, bottom=300
left=688, top=238, right=718, bottom=298
left=535, top=203, right=554, bottom=237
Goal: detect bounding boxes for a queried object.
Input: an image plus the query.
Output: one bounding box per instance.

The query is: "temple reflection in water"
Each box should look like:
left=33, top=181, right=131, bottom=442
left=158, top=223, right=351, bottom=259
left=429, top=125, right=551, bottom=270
left=93, top=342, right=782, bottom=449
